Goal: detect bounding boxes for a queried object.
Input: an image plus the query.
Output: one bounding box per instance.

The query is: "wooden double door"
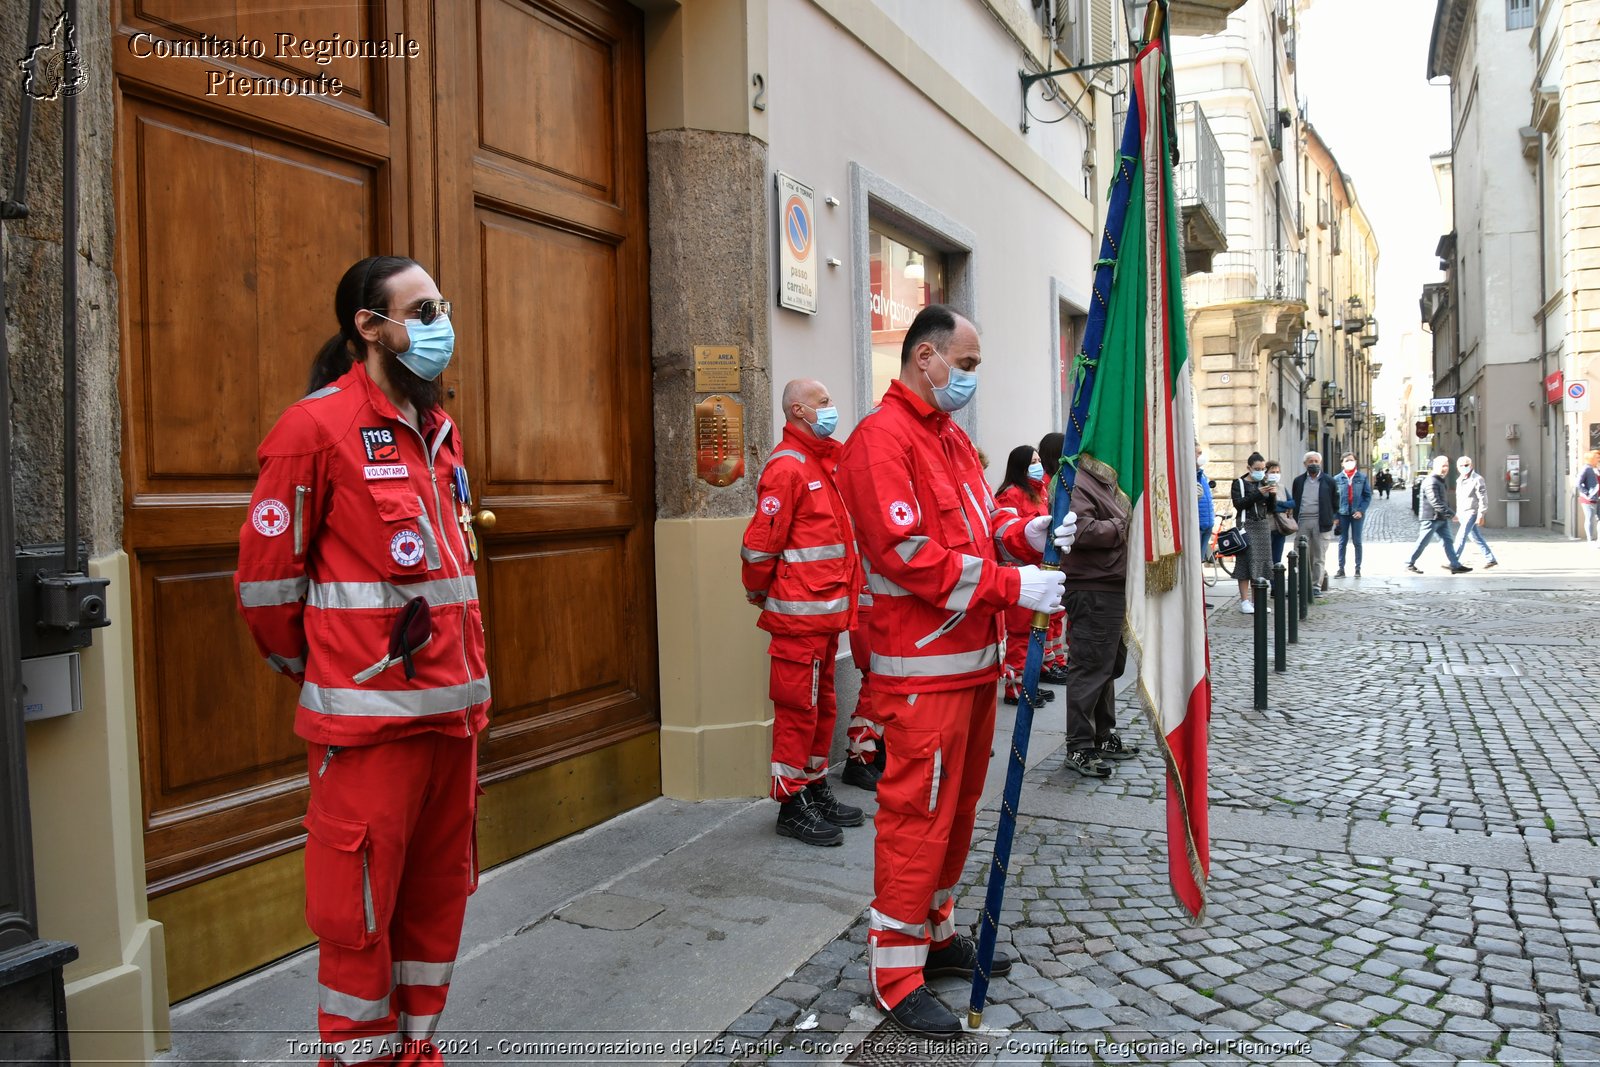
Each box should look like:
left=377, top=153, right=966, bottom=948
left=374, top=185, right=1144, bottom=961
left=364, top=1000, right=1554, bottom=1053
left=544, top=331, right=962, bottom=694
left=113, top=0, right=659, bottom=996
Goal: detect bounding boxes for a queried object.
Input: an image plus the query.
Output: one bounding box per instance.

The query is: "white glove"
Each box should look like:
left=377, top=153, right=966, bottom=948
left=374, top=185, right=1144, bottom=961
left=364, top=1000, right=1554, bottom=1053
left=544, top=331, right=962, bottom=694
left=1054, top=512, right=1079, bottom=554
left=1015, top=565, right=1066, bottom=614
left=1024, top=514, right=1052, bottom=552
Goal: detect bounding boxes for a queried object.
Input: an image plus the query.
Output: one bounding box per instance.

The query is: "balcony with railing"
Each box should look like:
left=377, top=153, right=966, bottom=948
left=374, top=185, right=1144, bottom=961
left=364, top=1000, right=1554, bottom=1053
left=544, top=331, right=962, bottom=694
left=1186, top=248, right=1308, bottom=309
left=1174, top=101, right=1227, bottom=276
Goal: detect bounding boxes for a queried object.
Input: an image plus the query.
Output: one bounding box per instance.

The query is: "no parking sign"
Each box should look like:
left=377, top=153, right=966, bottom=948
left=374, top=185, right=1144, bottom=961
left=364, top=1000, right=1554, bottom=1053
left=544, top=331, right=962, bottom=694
left=1568, top=380, right=1589, bottom=412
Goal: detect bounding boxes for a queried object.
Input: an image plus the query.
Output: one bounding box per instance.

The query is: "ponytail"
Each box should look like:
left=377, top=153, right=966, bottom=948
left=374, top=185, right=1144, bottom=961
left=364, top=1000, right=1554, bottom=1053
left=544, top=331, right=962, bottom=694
left=308, top=333, right=355, bottom=393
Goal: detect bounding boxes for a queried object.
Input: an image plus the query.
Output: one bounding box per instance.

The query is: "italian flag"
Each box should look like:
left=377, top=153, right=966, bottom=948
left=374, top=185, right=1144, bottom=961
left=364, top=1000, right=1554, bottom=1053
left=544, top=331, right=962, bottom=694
left=1068, top=28, right=1210, bottom=917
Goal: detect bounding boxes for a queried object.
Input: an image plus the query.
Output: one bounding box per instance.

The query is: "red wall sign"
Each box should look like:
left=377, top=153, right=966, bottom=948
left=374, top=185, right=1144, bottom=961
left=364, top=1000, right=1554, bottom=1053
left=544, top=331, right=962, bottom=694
left=1545, top=370, right=1565, bottom=404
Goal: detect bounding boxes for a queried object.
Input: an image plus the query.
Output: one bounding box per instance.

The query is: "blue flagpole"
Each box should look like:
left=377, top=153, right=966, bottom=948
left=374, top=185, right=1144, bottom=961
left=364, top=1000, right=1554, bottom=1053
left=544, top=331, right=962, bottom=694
left=967, top=15, right=1159, bottom=1026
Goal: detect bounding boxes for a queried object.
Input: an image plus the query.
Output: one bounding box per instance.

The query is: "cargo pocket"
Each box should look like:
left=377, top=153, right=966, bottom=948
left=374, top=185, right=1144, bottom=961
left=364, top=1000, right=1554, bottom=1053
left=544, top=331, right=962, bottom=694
left=877, top=728, right=942, bottom=817
left=302, top=803, right=379, bottom=950
left=931, top=481, right=976, bottom=549
left=768, top=636, right=820, bottom=711
left=367, top=485, right=431, bottom=578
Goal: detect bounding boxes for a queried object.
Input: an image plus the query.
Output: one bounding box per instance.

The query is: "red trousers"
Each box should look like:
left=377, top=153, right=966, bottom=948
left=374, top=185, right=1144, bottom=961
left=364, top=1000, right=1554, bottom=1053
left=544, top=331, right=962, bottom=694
left=769, top=632, right=840, bottom=799
left=305, top=732, right=480, bottom=1066
left=866, top=683, right=997, bottom=1009
left=1002, top=610, right=1065, bottom=697
left=845, top=615, right=882, bottom=764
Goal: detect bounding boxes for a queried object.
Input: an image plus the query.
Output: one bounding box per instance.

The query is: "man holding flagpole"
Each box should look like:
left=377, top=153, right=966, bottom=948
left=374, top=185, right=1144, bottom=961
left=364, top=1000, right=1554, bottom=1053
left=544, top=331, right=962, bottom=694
left=837, top=304, right=1078, bottom=1038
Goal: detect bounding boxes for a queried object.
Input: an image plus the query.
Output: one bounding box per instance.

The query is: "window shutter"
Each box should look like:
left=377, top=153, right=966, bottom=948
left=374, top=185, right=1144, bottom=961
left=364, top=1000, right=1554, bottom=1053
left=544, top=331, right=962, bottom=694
left=1089, top=0, right=1116, bottom=81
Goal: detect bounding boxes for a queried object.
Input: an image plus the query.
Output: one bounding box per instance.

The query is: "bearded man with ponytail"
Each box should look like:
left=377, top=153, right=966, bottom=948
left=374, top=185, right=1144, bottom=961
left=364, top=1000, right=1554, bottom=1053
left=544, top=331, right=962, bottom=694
left=236, top=256, right=490, bottom=1066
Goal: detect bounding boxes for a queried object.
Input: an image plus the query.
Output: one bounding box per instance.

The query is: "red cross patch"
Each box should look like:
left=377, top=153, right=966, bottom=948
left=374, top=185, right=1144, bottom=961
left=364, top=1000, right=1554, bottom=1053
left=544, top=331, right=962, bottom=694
left=760, top=495, right=782, bottom=516
left=888, top=500, right=915, bottom=527
left=251, top=498, right=290, bottom=537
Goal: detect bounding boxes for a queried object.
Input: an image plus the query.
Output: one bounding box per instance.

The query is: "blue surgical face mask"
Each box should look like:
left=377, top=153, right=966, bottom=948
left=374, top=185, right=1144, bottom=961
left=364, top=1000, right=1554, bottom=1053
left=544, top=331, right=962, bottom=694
left=810, top=405, right=838, bottom=439
left=1249, top=469, right=1266, bottom=481
left=1028, top=462, right=1046, bottom=483
left=927, top=349, right=978, bottom=412
left=374, top=311, right=456, bottom=381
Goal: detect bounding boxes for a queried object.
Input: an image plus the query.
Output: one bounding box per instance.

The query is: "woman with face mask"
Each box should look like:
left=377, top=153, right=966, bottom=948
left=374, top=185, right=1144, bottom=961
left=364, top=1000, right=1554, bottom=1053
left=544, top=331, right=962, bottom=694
left=1264, top=460, right=1296, bottom=565
left=995, top=446, right=1061, bottom=705
left=1229, top=451, right=1276, bottom=613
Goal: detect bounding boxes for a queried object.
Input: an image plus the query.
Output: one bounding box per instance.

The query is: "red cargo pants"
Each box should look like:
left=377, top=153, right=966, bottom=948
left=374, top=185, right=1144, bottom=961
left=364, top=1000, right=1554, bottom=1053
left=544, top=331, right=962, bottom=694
left=304, top=732, right=479, bottom=1066
left=845, top=612, right=882, bottom=764
left=865, top=683, right=997, bottom=1010
left=769, top=633, right=840, bottom=799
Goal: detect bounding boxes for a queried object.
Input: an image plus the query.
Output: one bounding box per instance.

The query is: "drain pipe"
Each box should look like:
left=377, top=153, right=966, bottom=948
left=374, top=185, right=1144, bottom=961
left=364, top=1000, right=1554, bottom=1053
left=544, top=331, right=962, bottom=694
left=61, top=0, right=79, bottom=576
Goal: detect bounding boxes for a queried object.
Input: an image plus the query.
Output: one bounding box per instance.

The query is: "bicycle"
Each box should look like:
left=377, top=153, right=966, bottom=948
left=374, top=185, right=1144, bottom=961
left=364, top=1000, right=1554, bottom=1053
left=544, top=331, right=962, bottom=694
left=1203, top=510, right=1237, bottom=588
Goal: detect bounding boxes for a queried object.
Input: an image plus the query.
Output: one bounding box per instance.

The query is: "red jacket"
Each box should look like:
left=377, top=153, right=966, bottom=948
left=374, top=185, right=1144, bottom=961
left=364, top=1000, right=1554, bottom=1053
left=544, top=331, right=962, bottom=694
left=740, top=424, right=859, bottom=635
left=235, top=363, right=491, bottom=747
left=837, top=380, right=1040, bottom=693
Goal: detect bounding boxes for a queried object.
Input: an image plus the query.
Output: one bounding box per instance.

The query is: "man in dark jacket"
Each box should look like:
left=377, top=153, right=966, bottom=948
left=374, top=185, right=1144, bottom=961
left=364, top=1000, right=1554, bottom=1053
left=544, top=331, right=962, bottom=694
left=1408, top=455, right=1471, bottom=573
left=1061, top=458, right=1135, bottom=778
left=1291, top=451, right=1339, bottom=591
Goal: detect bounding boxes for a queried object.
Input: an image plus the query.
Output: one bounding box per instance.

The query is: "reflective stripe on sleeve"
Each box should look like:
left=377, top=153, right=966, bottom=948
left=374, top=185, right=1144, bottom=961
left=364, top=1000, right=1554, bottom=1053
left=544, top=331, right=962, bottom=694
left=942, top=554, right=984, bottom=612
left=319, top=985, right=390, bottom=1023
left=309, top=577, right=479, bottom=611
left=870, top=644, right=1000, bottom=679
left=763, top=596, right=850, bottom=616
left=305, top=385, right=342, bottom=400
left=782, top=543, right=847, bottom=562
left=894, top=536, right=930, bottom=563
left=302, top=677, right=492, bottom=718
left=740, top=546, right=778, bottom=563
left=394, top=960, right=455, bottom=987
left=767, top=450, right=808, bottom=465
left=857, top=592, right=875, bottom=608
left=866, top=573, right=912, bottom=597
left=239, top=576, right=309, bottom=607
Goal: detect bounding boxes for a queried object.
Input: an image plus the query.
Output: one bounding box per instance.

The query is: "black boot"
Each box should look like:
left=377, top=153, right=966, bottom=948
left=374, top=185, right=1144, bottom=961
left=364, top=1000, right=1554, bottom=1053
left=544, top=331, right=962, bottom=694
left=841, top=759, right=881, bottom=792
left=776, top=791, right=843, bottom=846
left=885, top=985, right=961, bottom=1039
left=924, top=932, right=1013, bottom=978
left=1040, top=665, right=1070, bottom=685
left=807, top=777, right=865, bottom=827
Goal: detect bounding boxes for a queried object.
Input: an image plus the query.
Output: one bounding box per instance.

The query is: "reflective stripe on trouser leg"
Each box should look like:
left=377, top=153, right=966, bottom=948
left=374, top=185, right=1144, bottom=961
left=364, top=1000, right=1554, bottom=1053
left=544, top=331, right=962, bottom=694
left=929, top=885, right=958, bottom=946
left=846, top=671, right=880, bottom=762
left=868, top=684, right=997, bottom=1010
left=868, top=909, right=930, bottom=1011
left=769, top=633, right=836, bottom=799
left=809, top=633, right=840, bottom=775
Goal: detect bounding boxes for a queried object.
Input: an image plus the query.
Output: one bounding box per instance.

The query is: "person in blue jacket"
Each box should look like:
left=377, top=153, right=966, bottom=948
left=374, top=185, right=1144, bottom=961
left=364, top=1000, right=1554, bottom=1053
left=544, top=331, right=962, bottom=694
left=1196, top=445, right=1215, bottom=559
left=1266, top=460, right=1295, bottom=564
left=1333, top=452, right=1373, bottom=578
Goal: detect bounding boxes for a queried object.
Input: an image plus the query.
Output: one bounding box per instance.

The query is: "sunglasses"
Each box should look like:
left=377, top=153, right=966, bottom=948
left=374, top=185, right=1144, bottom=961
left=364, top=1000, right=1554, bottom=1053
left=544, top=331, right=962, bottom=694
left=373, top=298, right=452, bottom=326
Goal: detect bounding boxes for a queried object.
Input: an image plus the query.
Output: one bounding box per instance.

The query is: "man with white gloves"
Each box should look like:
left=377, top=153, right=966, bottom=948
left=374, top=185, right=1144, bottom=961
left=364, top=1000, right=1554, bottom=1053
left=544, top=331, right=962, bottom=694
left=837, top=305, right=1077, bottom=1039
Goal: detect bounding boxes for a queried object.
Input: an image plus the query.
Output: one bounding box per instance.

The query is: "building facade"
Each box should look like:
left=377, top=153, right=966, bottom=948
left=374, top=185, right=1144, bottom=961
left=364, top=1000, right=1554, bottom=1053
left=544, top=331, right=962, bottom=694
left=1427, top=0, right=1545, bottom=528
left=2, top=0, right=1245, bottom=1055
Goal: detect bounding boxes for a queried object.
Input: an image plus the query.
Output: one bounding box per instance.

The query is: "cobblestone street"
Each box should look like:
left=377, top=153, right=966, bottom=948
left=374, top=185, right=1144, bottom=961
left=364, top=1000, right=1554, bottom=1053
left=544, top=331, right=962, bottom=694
left=699, top=498, right=1600, bottom=1066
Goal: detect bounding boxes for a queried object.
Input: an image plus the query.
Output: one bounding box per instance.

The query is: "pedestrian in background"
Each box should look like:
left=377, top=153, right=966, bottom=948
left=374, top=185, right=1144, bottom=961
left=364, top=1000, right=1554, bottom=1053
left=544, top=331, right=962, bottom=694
left=994, top=446, right=1057, bottom=707
left=1196, top=445, right=1215, bottom=561
left=1375, top=469, right=1393, bottom=500
left=1265, top=460, right=1295, bottom=565
left=1039, top=432, right=1064, bottom=481
left=237, top=256, right=489, bottom=1064
left=1453, top=455, right=1498, bottom=570
left=740, top=378, right=865, bottom=846
left=1408, top=455, right=1472, bottom=574
left=1230, top=452, right=1276, bottom=613
left=1292, top=451, right=1337, bottom=592
left=1334, top=453, right=1371, bottom=578
left=1061, top=457, right=1135, bottom=778
left=1035, top=431, right=1072, bottom=682
left=1579, top=449, right=1600, bottom=547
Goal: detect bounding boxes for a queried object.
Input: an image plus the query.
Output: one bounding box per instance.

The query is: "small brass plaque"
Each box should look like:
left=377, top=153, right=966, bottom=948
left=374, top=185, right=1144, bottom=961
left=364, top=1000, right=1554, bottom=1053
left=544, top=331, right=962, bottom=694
left=695, top=394, right=746, bottom=488
left=694, top=345, right=741, bottom=392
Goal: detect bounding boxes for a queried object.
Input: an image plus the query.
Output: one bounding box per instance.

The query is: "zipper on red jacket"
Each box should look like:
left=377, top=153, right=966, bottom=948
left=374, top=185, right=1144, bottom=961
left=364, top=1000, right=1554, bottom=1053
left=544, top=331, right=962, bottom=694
left=398, top=417, right=474, bottom=726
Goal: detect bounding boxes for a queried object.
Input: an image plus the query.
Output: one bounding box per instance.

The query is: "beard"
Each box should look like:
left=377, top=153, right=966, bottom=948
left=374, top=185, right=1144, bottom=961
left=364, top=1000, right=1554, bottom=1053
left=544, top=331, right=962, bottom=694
left=379, top=347, right=444, bottom=414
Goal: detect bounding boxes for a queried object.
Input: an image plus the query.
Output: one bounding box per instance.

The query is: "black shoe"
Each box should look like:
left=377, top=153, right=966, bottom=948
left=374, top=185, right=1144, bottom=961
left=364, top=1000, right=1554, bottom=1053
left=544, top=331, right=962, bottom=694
left=1334, top=570, right=1346, bottom=578
left=1066, top=749, right=1112, bottom=777
left=1406, top=564, right=1423, bottom=574
left=842, top=759, right=881, bottom=792
left=1355, top=569, right=1362, bottom=577
left=1321, top=575, right=1330, bottom=591
left=807, top=778, right=865, bottom=827
left=1450, top=565, right=1473, bottom=574
left=925, top=932, right=1013, bottom=979
left=1037, top=687, right=1056, bottom=702
left=1484, top=560, right=1499, bottom=569
left=1040, top=666, right=1070, bottom=685
left=885, top=985, right=961, bottom=1039
left=1097, top=733, right=1139, bottom=761
left=776, top=791, right=843, bottom=846
left=1002, top=692, right=1019, bottom=706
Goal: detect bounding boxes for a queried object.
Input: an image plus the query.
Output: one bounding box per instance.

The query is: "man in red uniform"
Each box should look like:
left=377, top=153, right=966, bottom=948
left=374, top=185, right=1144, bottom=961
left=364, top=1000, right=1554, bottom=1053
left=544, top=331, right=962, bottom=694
left=237, top=256, right=488, bottom=1066
left=741, top=379, right=866, bottom=845
left=838, top=305, right=1077, bottom=1037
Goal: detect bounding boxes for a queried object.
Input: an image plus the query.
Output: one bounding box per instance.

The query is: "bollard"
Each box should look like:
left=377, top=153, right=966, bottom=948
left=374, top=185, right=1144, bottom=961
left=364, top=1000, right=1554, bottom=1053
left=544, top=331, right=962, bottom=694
left=1253, top=577, right=1269, bottom=710
left=1286, top=549, right=1299, bottom=644
left=1272, top=563, right=1286, bottom=673
left=1297, top=537, right=1311, bottom=620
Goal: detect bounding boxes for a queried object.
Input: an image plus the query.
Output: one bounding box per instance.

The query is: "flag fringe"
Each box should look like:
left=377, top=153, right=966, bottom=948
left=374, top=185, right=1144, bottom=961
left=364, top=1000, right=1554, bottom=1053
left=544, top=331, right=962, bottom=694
left=1144, top=554, right=1180, bottom=595
left=1123, top=617, right=1209, bottom=922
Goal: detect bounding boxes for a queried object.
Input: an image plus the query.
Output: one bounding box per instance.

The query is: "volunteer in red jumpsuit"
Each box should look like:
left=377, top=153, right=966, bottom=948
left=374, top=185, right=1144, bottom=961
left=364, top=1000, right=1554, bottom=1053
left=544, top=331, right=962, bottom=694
left=237, top=256, right=489, bottom=1067
left=740, top=379, right=866, bottom=846
left=837, top=305, right=1078, bottom=1037
left=993, top=445, right=1061, bottom=708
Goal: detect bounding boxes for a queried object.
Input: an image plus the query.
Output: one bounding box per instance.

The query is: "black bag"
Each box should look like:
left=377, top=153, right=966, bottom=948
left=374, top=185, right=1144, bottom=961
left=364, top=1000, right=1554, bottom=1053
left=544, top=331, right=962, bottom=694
left=1215, top=526, right=1250, bottom=558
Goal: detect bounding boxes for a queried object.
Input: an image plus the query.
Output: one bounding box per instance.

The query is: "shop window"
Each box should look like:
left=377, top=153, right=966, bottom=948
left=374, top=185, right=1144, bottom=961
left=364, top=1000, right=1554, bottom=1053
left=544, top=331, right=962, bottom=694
left=868, top=225, right=947, bottom=406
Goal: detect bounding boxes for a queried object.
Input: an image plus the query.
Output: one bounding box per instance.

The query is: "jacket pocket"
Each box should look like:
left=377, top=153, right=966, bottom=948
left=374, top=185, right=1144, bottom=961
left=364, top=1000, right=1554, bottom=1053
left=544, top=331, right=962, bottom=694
left=877, top=727, right=942, bottom=817
left=930, top=481, right=975, bottom=548
left=301, top=803, right=380, bottom=950
left=367, top=485, right=430, bottom=577
left=768, top=635, right=821, bottom=710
